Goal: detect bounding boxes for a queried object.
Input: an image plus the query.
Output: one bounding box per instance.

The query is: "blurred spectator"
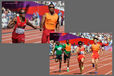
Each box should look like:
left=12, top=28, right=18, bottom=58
left=58, top=10, right=62, bottom=26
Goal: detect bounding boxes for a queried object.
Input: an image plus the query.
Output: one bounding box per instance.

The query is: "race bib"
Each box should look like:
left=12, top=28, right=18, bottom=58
left=15, top=28, right=25, bottom=34
left=57, top=47, right=62, bottom=51
left=80, top=51, right=84, bottom=54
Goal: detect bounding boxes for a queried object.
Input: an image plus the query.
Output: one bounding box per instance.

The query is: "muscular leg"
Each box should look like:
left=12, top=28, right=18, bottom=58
left=81, top=58, right=84, bottom=70
left=92, top=58, right=95, bottom=67
left=95, top=59, right=98, bottom=71
left=79, top=61, right=82, bottom=73
left=59, top=59, right=62, bottom=72
left=64, top=54, right=66, bottom=63
left=67, top=58, right=70, bottom=67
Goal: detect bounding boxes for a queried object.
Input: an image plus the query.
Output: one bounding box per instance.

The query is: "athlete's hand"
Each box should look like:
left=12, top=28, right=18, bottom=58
left=39, top=28, right=42, bottom=31
left=33, top=26, right=37, bottom=29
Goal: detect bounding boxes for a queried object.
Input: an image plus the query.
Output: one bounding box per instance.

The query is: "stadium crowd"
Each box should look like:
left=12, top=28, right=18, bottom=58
left=2, top=1, right=64, bottom=29
left=49, top=33, right=112, bottom=55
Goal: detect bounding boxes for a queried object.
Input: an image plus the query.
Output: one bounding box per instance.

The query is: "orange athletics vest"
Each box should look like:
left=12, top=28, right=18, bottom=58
left=45, top=13, right=58, bottom=30
left=65, top=43, right=71, bottom=52
left=91, top=44, right=100, bottom=52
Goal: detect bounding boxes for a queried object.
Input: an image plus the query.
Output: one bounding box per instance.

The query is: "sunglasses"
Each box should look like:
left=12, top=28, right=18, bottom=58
left=20, top=12, right=25, bottom=14
left=49, top=7, right=55, bottom=8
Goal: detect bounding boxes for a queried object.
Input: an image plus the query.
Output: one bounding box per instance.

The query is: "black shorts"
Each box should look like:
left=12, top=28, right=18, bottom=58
left=56, top=55, right=62, bottom=60
left=64, top=53, right=71, bottom=60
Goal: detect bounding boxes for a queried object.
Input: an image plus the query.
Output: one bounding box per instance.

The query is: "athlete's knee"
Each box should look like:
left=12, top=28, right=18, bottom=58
left=81, top=58, right=84, bottom=62
left=92, top=58, right=95, bottom=63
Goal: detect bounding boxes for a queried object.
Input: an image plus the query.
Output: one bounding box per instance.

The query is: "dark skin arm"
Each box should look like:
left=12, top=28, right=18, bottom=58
left=7, top=17, right=17, bottom=28
left=40, top=14, right=46, bottom=31
left=76, top=47, right=79, bottom=57
left=56, top=17, right=60, bottom=32
left=26, top=19, right=37, bottom=29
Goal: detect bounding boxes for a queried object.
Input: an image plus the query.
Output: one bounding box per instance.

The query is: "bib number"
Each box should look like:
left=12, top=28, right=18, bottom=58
left=80, top=51, right=84, bottom=54
left=15, top=28, right=25, bottom=34
left=57, top=47, right=62, bottom=51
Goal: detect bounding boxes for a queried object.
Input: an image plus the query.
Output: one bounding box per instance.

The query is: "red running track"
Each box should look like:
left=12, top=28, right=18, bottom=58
left=49, top=50, right=112, bottom=75
left=2, top=26, right=64, bottom=43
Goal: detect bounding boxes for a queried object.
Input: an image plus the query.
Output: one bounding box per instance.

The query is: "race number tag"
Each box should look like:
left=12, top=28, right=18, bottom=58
left=80, top=51, right=84, bottom=54
left=57, top=47, right=62, bottom=51
left=15, top=28, right=25, bottom=34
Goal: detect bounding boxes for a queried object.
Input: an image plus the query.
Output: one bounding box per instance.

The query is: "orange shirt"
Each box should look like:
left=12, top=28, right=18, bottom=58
left=65, top=43, right=71, bottom=52
left=91, top=43, right=100, bottom=53
left=45, top=13, right=58, bottom=30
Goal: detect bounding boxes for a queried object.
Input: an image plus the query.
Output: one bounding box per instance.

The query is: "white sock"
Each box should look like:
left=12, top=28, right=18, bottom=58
left=67, top=67, right=69, bottom=70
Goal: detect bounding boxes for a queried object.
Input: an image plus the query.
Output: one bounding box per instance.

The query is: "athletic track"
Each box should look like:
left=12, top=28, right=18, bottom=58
left=2, top=26, right=64, bottom=43
left=49, top=50, right=112, bottom=75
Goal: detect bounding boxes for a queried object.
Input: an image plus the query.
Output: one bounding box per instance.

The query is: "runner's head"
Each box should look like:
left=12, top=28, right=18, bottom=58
left=56, top=41, right=60, bottom=45
left=78, top=41, right=83, bottom=46
left=48, top=2, right=55, bottom=14
left=19, top=9, right=26, bottom=18
left=93, top=37, right=98, bottom=44
left=66, top=39, right=69, bottom=44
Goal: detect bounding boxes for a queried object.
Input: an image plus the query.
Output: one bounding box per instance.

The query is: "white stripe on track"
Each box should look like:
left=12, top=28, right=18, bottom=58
left=2, top=31, right=42, bottom=38
left=105, top=70, right=112, bottom=75
left=59, top=58, right=112, bottom=75
left=82, top=62, right=112, bottom=75
left=2, top=33, right=42, bottom=41
left=50, top=55, right=111, bottom=72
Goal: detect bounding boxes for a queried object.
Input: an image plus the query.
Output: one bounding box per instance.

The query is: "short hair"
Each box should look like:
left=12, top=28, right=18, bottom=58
left=19, top=9, right=25, bottom=14
left=93, top=37, right=98, bottom=40
left=66, top=39, right=69, bottom=41
left=48, top=2, right=55, bottom=8
left=78, top=41, right=83, bottom=45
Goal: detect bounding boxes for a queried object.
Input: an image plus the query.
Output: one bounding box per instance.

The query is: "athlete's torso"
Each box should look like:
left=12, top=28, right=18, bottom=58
left=64, top=43, right=71, bottom=54
left=13, top=16, right=27, bottom=35
left=77, top=46, right=85, bottom=55
left=45, top=13, right=58, bottom=30
left=55, top=44, right=63, bottom=55
left=91, top=43, right=100, bottom=53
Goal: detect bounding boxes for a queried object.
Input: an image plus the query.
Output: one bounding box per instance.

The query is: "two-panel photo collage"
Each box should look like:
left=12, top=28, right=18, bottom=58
left=2, top=1, right=112, bottom=75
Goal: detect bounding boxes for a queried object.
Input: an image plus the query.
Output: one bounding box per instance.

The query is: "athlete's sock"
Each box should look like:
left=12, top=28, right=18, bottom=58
left=92, top=63, right=95, bottom=67
left=67, top=67, right=69, bottom=72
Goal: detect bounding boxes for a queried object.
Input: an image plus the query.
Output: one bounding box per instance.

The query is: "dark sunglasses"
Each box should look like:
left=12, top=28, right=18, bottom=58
left=20, top=12, right=25, bottom=14
left=49, top=7, right=55, bottom=8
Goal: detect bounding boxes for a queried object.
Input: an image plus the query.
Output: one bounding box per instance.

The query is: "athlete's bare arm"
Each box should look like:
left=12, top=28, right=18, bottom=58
left=40, top=14, right=46, bottom=31
left=26, top=19, right=37, bottom=29
left=7, top=17, right=17, bottom=28
left=76, top=47, right=79, bottom=57
left=84, top=48, right=87, bottom=55
left=99, top=45, right=103, bottom=55
left=89, top=46, right=92, bottom=52
left=56, top=17, right=60, bottom=32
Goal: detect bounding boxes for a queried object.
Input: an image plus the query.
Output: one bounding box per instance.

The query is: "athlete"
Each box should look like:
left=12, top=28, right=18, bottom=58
left=63, top=40, right=71, bottom=72
left=40, top=3, right=60, bottom=43
left=7, top=9, right=39, bottom=43
left=90, top=37, right=102, bottom=74
left=53, top=41, right=64, bottom=72
left=76, top=41, right=86, bottom=74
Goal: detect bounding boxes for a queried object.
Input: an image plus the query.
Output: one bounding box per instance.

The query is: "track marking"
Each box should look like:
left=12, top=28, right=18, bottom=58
left=105, top=70, right=112, bottom=75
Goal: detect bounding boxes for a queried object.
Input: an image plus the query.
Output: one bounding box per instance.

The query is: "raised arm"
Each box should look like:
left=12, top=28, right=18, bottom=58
left=7, top=17, right=17, bottom=28
left=99, top=45, right=103, bottom=55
